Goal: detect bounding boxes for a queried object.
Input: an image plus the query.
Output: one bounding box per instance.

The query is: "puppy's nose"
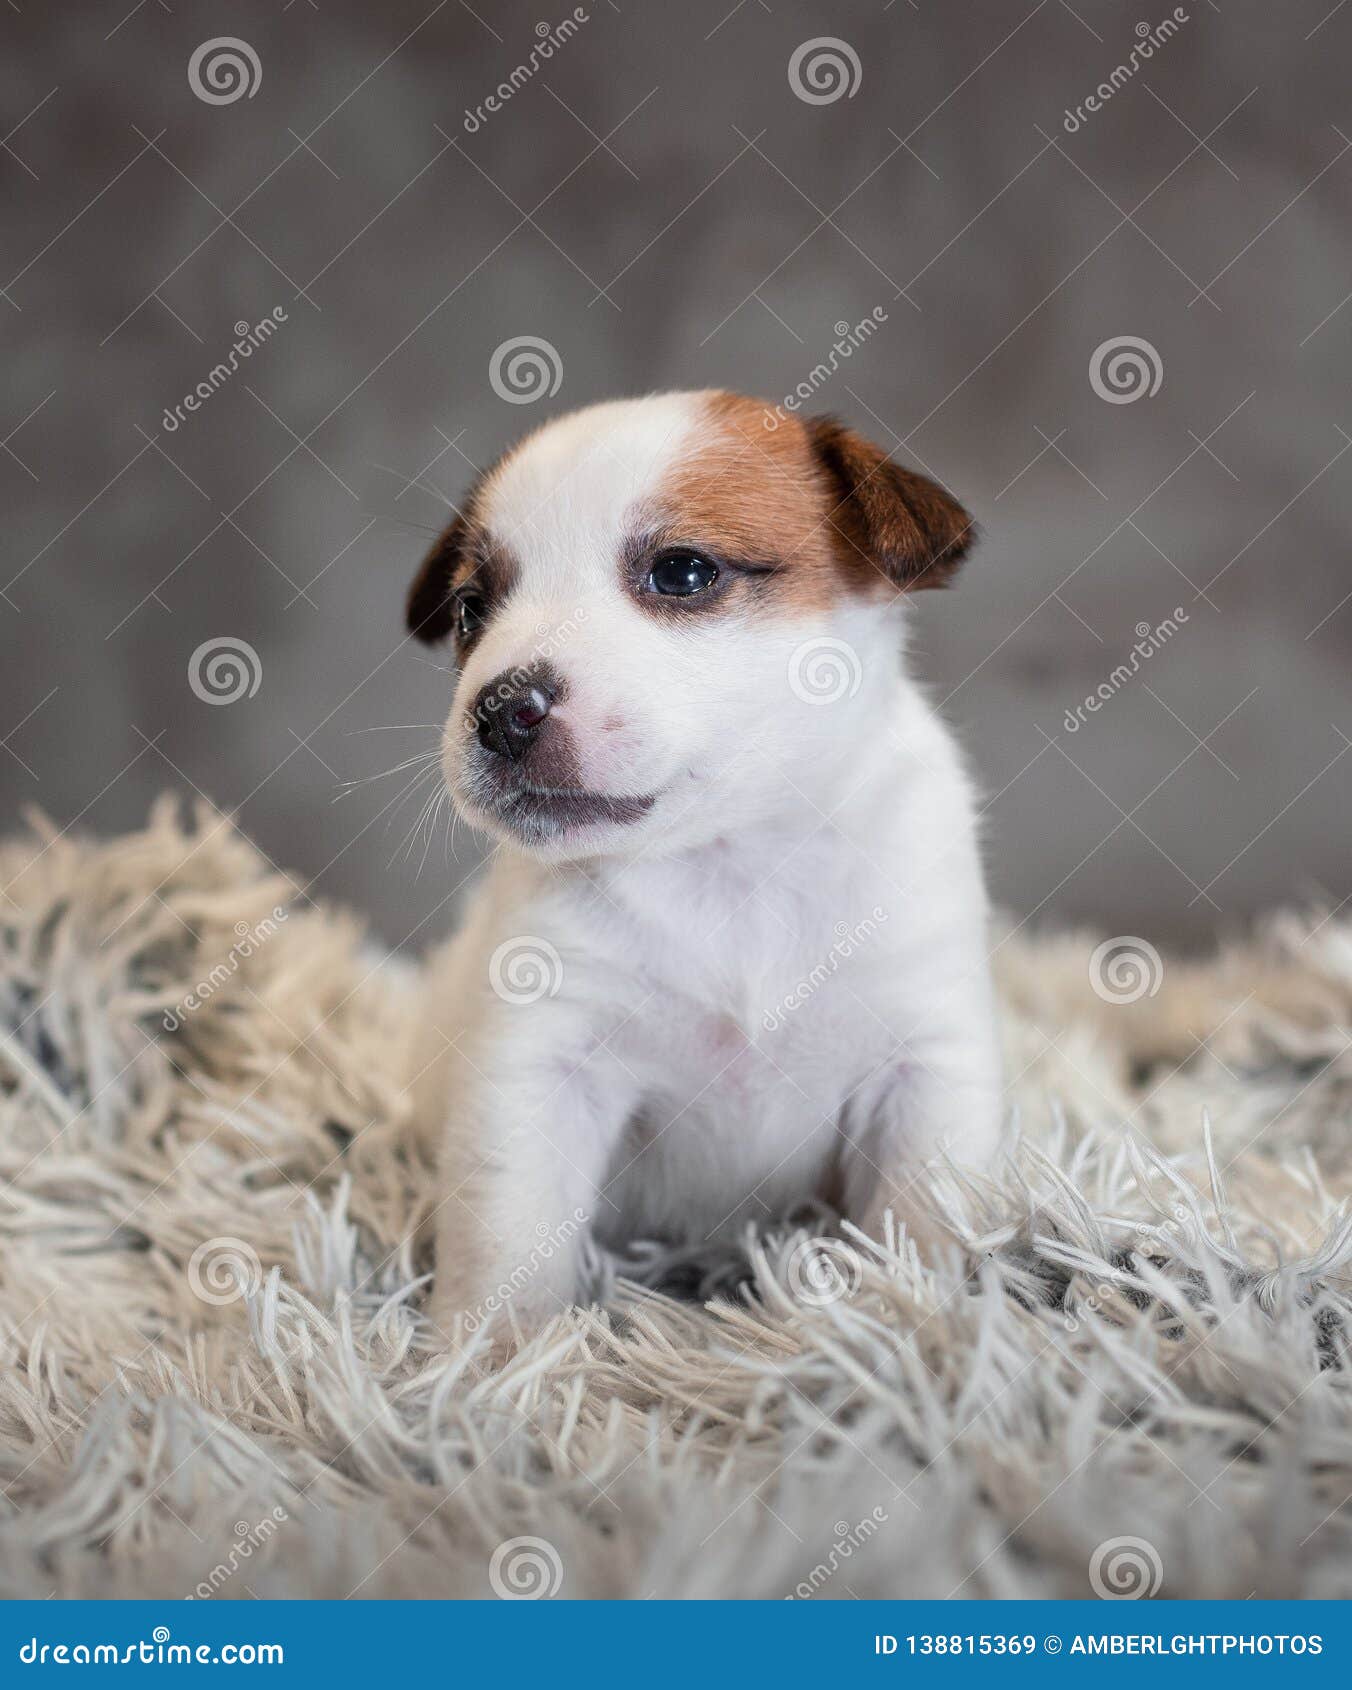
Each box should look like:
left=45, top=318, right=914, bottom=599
left=473, top=675, right=555, bottom=762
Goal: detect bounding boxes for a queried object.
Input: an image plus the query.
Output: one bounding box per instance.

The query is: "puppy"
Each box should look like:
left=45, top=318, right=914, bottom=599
left=404, top=390, right=1002, bottom=1341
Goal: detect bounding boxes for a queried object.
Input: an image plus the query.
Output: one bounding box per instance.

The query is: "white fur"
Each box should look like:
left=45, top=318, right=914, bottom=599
left=410, top=394, right=1003, bottom=1338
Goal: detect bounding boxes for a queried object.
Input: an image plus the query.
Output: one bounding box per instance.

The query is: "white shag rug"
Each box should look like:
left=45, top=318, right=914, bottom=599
left=1, top=800, right=1351, bottom=1601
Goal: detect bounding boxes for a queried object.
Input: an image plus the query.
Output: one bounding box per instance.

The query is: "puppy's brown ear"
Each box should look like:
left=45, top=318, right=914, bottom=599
left=406, top=516, right=469, bottom=643
left=806, top=416, right=976, bottom=592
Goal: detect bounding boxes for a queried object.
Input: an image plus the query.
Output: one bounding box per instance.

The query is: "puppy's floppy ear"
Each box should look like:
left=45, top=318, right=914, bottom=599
left=406, top=515, right=469, bottom=643
left=806, top=415, right=976, bottom=592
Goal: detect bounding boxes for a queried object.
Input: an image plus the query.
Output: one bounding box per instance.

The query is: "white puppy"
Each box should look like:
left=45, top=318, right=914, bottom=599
left=404, top=390, right=1002, bottom=1341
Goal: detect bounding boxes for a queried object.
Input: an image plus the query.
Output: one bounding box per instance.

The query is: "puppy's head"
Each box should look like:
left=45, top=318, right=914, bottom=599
left=406, top=391, right=975, bottom=861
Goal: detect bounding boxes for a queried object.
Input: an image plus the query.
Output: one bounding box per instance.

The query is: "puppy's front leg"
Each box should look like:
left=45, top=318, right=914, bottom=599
left=841, top=961, right=1003, bottom=1259
left=429, top=1022, right=637, bottom=1346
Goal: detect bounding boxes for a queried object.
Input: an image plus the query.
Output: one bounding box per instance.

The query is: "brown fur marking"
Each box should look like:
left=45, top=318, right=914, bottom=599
left=805, top=415, right=976, bottom=593
left=645, top=392, right=976, bottom=610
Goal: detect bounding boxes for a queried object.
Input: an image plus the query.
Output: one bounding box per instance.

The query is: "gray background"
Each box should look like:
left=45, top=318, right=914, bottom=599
left=3, top=0, right=1349, bottom=953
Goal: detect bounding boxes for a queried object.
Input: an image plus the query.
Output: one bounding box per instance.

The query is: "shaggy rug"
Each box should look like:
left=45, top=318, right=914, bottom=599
left=1, top=800, right=1351, bottom=1601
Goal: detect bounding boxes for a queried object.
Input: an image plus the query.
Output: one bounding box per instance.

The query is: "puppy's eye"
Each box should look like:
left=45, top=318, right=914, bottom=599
left=646, top=551, right=719, bottom=597
left=455, top=593, right=486, bottom=641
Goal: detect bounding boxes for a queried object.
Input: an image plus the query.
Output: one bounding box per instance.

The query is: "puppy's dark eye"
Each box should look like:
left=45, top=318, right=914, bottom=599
left=455, top=593, right=486, bottom=641
left=646, top=552, right=719, bottom=597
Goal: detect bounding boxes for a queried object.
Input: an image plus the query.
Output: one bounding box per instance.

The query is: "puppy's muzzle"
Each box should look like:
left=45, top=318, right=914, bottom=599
left=472, top=669, right=556, bottom=763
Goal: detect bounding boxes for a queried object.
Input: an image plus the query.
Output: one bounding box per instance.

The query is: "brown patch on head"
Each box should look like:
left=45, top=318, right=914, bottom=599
left=641, top=392, right=976, bottom=611
left=642, top=392, right=841, bottom=611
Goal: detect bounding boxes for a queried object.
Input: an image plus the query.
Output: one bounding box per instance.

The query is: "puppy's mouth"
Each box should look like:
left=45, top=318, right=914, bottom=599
left=469, top=777, right=657, bottom=838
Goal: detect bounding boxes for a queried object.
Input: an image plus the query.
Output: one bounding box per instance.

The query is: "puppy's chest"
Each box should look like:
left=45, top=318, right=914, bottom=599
left=607, top=912, right=895, bottom=1118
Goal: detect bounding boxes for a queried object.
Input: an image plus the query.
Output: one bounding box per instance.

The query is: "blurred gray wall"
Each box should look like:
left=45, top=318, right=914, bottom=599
left=3, top=0, right=1349, bottom=951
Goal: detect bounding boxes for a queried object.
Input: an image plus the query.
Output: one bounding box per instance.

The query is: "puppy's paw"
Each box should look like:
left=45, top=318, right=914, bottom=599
left=423, top=1293, right=555, bottom=1374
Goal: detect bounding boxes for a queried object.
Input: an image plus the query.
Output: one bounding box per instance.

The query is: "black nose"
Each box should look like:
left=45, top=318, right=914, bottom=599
left=472, top=674, right=555, bottom=761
